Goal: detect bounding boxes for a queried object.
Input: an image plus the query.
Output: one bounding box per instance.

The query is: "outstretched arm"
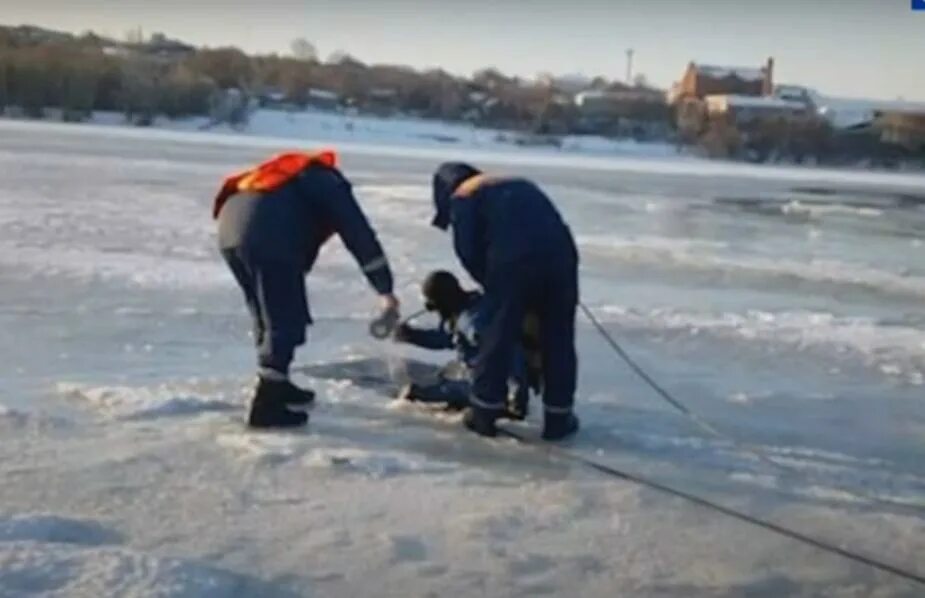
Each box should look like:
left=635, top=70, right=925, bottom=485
left=396, top=324, right=454, bottom=350
left=316, top=170, right=394, bottom=295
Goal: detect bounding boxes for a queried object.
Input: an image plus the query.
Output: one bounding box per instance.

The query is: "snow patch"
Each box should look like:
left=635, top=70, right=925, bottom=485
left=302, top=448, right=429, bottom=478
left=215, top=431, right=439, bottom=478
left=761, top=445, right=887, bottom=468
left=578, top=234, right=730, bottom=254
left=0, top=541, right=273, bottom=598
left=727, top=392, right=752, bottom=405
left=579, top=235, right=925, bottom=301
left=0, top=244, right=229, bottom=291
left=214, top=432, right=305, bottom=464
left=0, top=404, right=27, bottom=424
left=0, top=515, right=264, bottom=598
left=0, top=404, right=68, bottom=430
left=0, top=514, right=122, bottom=546
left=779, top=200, right=883, bottom=219
left=57, top=383, right=237, bottom=421
left=595, top=306, right=925, bottom=379
left=355, top=184, right=431, bottom=203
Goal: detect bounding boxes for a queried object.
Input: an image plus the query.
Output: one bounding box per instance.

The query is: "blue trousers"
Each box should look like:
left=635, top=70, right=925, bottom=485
left=221, top=247, right=309, bottom=374
left=472, top=257, right=578, bottom=415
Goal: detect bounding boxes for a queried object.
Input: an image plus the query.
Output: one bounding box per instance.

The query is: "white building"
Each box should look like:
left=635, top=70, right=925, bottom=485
left=705, top=94, right=806, bottom=123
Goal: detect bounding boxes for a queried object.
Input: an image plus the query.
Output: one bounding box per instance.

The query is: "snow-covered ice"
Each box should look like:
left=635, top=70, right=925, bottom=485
left=2, top=119, right=925, bottom=596
left=0, top=542, right=282, bottom=598
left=57, top=382, right=237, bottom=421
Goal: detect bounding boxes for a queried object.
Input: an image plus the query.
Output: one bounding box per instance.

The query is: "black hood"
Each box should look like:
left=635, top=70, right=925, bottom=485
left=431, top=162, right=481, bottom=230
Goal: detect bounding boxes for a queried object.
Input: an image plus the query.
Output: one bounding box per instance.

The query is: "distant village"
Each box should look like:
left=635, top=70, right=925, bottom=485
left=2, top=24, right=924, bottom=168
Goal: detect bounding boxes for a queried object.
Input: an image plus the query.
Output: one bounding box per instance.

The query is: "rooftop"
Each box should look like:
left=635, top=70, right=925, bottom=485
left=696, top=65, right=766, bottom=82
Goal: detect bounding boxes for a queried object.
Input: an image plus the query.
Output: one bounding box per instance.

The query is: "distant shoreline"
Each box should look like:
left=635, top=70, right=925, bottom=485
left=3, top=110, right=925, bottom=190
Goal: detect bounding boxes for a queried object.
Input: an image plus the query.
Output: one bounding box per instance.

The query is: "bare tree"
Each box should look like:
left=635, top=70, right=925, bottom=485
left=327, top=50, right=355, bottom=65
left=120, top=56, right=159, bottom=125
left=472, top=67, right=511, bottom=90
left=60, top=58, right=101, bottom=121
left=290, top=38, right=317, bottom=62
left=186, top=48, right=254, bottom=89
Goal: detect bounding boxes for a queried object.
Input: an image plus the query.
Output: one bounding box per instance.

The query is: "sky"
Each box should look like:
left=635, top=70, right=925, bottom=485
left=2, top=0, right=924, bottom=102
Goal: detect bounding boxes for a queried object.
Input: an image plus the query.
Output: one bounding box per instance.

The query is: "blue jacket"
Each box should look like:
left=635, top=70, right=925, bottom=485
left=401, top=292, right=527, bottom=384
left=432, top=164, right=577, bottom=285
left=218, top=166, right=393, bottom=294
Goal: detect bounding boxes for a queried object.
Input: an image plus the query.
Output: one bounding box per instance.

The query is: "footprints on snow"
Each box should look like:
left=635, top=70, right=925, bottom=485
left=0, top=514, right=289, bottom=597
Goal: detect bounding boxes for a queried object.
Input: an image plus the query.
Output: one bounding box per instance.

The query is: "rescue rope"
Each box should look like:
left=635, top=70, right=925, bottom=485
left=577, top=301, right=924, bottom=513
left=381, top=303, right=925, bottom=585
left=397, top=309, right=429, bottom=327
left=497, top=426, right=925, bottom=588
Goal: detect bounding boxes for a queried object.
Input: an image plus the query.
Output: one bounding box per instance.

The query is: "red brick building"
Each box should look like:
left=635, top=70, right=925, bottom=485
left=669, top=58, right=774, bottom=104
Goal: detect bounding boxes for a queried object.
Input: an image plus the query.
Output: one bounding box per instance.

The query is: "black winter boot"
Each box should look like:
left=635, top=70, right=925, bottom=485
left=256, top=377, right=315, bottom=406
left=399, top=381, right=469, bottom=411
left=283, top=380, right=316, bottom=406
left=463, top=406, right=500, bottom=437
left=248, top=380, right=309, bottom=429
left=542, top=412, right=580, bottom=441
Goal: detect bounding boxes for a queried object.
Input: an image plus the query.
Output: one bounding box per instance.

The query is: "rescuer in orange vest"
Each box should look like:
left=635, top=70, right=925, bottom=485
left=214, top=151, right=399, bottom=429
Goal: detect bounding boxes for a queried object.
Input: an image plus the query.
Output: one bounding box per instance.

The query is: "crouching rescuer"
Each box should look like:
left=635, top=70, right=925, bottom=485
left=431, top=162, right=580, bottom=441
left=394, top=270, right=536, bottom=419
left=213, top=151, right=399, bottom=429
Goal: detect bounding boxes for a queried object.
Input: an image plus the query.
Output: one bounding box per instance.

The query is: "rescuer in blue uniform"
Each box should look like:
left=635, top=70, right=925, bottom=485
left=430, top=162, right=580, bottom=440
left=214, top=152, right=399, bottom=429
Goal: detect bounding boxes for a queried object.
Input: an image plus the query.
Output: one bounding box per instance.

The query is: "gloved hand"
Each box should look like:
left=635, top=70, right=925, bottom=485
left=379, top=293, right=400, bottom=313
left=370, top=294, right=401, bottom=339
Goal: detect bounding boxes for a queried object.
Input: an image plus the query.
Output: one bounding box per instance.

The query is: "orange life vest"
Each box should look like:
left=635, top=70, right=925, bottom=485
left=212, top=150, right=338, bottom=219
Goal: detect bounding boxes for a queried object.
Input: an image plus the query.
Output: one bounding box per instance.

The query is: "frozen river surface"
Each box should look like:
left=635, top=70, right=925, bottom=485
left=1, top=120, right=925, bottom=596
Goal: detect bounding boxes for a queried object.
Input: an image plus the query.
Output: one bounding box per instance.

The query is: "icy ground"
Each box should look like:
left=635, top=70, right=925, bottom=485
left=2, top=120, right=925, bottom=596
